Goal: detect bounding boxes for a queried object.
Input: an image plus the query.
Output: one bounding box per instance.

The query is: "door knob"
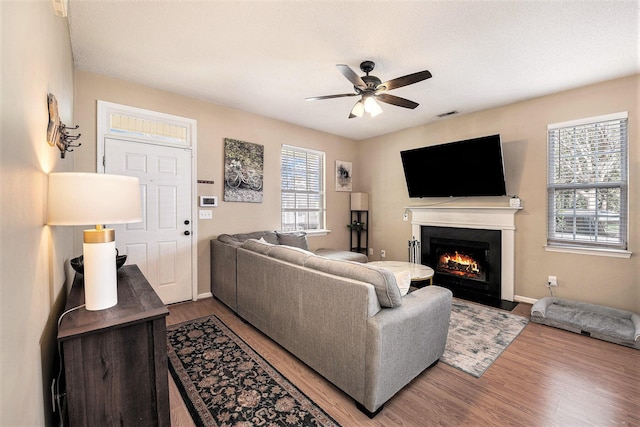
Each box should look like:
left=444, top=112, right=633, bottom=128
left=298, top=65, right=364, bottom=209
left=184, top=220, right=190, bottom=225
left=184, top=230, right=191, bottom=236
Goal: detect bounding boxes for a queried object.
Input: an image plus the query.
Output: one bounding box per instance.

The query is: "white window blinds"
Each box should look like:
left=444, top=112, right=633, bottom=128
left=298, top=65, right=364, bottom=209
left=547, top=112, right=628, bottom=249
left=281, top=145, right=325, bottom=231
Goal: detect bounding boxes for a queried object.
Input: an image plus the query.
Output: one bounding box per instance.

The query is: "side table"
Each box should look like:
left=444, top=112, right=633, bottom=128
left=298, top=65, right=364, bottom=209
left=57, top=264, right=170, bottom=426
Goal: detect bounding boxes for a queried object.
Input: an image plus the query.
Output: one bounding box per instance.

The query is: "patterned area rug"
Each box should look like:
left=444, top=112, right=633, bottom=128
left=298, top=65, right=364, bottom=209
left=167, top=315, right=341, bottom=427
left=442, top=298, right=529, bottom=377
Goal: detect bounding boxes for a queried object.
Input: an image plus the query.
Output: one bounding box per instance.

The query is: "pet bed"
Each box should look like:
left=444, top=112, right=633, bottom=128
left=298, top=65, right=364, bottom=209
left=531, top=297, right=639, bottom=350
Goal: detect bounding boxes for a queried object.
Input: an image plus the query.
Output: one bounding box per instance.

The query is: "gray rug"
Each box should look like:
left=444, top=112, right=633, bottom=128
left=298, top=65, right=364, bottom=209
left=442, top=298, right=529, bottom=377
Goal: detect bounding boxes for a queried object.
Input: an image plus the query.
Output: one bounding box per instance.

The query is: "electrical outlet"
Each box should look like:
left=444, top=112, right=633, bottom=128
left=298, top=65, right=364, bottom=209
left=548, top=275, right=558, bottom=287
left=381, top=250, right=386, bottom=258
left=369, top=248, right=373, bottom=256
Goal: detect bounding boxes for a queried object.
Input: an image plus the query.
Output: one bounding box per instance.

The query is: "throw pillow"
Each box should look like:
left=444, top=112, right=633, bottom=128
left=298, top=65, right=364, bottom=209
left=276, top=231, right=309, bottom=250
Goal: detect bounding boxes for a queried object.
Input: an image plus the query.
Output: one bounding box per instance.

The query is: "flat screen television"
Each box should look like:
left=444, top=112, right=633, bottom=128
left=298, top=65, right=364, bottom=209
left=400, top=134, right=507, bottom=197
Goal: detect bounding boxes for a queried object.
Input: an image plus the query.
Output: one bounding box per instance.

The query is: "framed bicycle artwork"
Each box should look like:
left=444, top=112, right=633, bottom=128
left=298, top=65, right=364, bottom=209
left=223, top=138, right=264, bottom=203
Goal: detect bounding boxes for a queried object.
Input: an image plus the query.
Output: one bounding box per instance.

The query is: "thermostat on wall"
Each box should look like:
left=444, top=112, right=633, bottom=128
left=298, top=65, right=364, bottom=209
left=200, top=196, right=218, bottom=207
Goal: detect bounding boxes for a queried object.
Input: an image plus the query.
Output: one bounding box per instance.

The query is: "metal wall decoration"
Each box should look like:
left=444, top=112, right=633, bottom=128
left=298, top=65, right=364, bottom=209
left=47, top=93, right=81, bottom=158
left=223, top=138, right=264, bottom=203
left=335, top=160, right=352, bottom=191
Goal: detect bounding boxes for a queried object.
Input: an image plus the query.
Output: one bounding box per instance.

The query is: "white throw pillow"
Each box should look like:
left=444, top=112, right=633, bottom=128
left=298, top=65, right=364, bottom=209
left=394, top=270, right=412, bottom=296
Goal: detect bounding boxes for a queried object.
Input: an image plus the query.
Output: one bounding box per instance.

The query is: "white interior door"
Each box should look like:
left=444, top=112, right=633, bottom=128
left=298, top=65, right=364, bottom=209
left=105, top=137, right=193, bottom=304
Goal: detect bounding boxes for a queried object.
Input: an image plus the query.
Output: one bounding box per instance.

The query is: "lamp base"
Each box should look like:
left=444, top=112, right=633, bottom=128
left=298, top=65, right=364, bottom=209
left=83, top=240, right=118, bottom=310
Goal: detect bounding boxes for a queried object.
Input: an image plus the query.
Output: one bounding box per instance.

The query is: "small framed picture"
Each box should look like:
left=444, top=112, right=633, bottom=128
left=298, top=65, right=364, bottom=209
left=335, top=160, right=352, bottom=192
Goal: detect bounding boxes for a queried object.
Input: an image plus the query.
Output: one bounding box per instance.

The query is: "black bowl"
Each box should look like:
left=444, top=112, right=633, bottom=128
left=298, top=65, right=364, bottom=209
left=70, top=254, right=127, bottom=275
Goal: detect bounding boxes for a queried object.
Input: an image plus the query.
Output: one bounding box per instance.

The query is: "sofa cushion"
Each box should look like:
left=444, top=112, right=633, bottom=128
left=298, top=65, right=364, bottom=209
left=275, top=231, right=309, bottom=250
left=304, top=256, right=402, bottom=308
left=241, top=238, right=275, bottom=255
left=267, top=245, right=315, bottom=266
left=219, top=231, right=279, bottom=245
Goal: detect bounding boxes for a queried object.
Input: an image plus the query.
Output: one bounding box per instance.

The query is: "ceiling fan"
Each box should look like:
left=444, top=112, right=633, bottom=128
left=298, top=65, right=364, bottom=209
left=306, top=60, right=432, bottom=119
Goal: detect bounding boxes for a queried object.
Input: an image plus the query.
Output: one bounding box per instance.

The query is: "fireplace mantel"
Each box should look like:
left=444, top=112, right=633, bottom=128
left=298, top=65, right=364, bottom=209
left=408, top=205, right=521, bottom=301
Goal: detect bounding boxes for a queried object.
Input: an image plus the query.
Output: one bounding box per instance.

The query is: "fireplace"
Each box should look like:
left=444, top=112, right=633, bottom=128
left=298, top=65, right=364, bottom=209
left=422, top=226, right=502, bottom=304
left=409, top=205, right=521, bottom=306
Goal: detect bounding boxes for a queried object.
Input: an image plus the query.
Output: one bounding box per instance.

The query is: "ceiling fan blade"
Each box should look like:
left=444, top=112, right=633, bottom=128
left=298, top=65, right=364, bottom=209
left=378, top=70, right=432, bottom=92
left=376, top=93, right=419, bottom=109
left=336, top=64, right=367, bottom=89
left=306, top=93, right=357, bottom=101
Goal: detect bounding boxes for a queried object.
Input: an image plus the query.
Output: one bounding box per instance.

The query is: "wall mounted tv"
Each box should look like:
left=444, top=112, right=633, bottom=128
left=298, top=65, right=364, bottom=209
left=400, top=134, right=507, bottom=198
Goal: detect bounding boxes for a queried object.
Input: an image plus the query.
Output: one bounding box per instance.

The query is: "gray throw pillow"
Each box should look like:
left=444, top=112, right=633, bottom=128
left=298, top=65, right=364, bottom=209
left=276, top=231, right=309, bottom=250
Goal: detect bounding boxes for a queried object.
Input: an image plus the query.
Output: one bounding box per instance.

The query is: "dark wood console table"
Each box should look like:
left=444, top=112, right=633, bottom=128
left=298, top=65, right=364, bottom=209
left=57, top=265, right=170, bottom=426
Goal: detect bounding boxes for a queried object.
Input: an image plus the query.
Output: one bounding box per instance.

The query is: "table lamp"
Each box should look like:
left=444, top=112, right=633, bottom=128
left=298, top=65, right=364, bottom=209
left=48, top=172, right=142, bottom=310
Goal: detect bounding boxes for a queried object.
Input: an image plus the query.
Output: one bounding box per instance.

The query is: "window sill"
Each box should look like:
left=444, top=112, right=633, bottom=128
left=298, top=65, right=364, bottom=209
left=544, top=245, right=632, bottom=259
left=305, top=229, right=331, bottom=236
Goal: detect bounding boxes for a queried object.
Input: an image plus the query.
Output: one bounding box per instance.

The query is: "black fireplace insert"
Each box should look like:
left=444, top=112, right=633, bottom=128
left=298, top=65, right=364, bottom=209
left=421, top=226, right=502, bottom=305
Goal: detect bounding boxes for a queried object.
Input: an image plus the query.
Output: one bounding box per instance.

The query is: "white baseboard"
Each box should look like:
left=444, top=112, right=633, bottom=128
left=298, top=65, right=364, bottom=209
left=196, top=291, right=212, bottom=301
left=514, top=295, right=537, bottom=305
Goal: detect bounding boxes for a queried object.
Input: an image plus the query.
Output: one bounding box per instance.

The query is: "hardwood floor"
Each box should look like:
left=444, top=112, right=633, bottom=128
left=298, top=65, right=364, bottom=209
left=166, top=297, right=640, bottom=426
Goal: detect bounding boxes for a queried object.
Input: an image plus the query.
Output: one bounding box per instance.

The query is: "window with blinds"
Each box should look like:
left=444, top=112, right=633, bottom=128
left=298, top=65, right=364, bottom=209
left=547, top=112, right=628, bottom=250
left=281, top=145, right=325, bottom=231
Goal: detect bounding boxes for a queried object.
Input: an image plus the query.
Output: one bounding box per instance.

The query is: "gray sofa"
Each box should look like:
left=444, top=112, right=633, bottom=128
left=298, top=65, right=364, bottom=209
left=210, top=232, right=452, bottom=416
left=211, top=230, right=368, bottom=312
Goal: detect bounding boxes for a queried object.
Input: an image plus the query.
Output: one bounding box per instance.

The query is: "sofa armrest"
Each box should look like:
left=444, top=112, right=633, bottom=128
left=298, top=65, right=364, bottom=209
left=210, top=239, right=240, bottom=312
left=363, top=286, right=452, bottom=412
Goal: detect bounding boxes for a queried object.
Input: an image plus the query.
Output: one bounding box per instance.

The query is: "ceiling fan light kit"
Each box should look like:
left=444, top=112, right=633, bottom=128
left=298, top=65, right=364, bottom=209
left=307, top=60, right=432, bottom=119
left=350, top=100, right=365, bottom=118
left=364, top=95, right=382, bottom=117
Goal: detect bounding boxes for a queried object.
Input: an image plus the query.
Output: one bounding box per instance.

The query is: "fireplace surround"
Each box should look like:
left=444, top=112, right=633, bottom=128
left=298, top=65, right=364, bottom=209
left=409, top=205, right=521, bottom=304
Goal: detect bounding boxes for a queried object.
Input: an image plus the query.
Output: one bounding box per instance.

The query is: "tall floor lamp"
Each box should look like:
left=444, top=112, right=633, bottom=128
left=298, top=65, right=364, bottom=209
left=48, top=173, right=142, bottom=310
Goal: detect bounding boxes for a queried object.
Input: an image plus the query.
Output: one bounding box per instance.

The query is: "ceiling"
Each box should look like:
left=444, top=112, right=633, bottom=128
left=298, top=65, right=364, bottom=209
left=66, top=0, right=639, bottom=141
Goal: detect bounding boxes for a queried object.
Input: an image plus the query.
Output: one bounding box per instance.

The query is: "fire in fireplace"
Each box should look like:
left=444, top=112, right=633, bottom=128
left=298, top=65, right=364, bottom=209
left=436, top=250, right=485, bottom=281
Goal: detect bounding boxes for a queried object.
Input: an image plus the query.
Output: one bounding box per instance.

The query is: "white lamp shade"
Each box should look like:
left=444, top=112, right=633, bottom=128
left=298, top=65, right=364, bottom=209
left=350, top=100, right=365, bottom=118
left=351, top=192, right=369, bottom=211
left=48, top=173, right=142, bottom=225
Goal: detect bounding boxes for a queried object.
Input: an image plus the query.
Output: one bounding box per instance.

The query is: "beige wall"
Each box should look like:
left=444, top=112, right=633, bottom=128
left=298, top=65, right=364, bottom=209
left=358, top=74, right=639, bottom=312
left=74, top=72, right=638, bottom=311
left=73, top=71, right=359, bottom=296
left=1, top=1, right=75, bottom=425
